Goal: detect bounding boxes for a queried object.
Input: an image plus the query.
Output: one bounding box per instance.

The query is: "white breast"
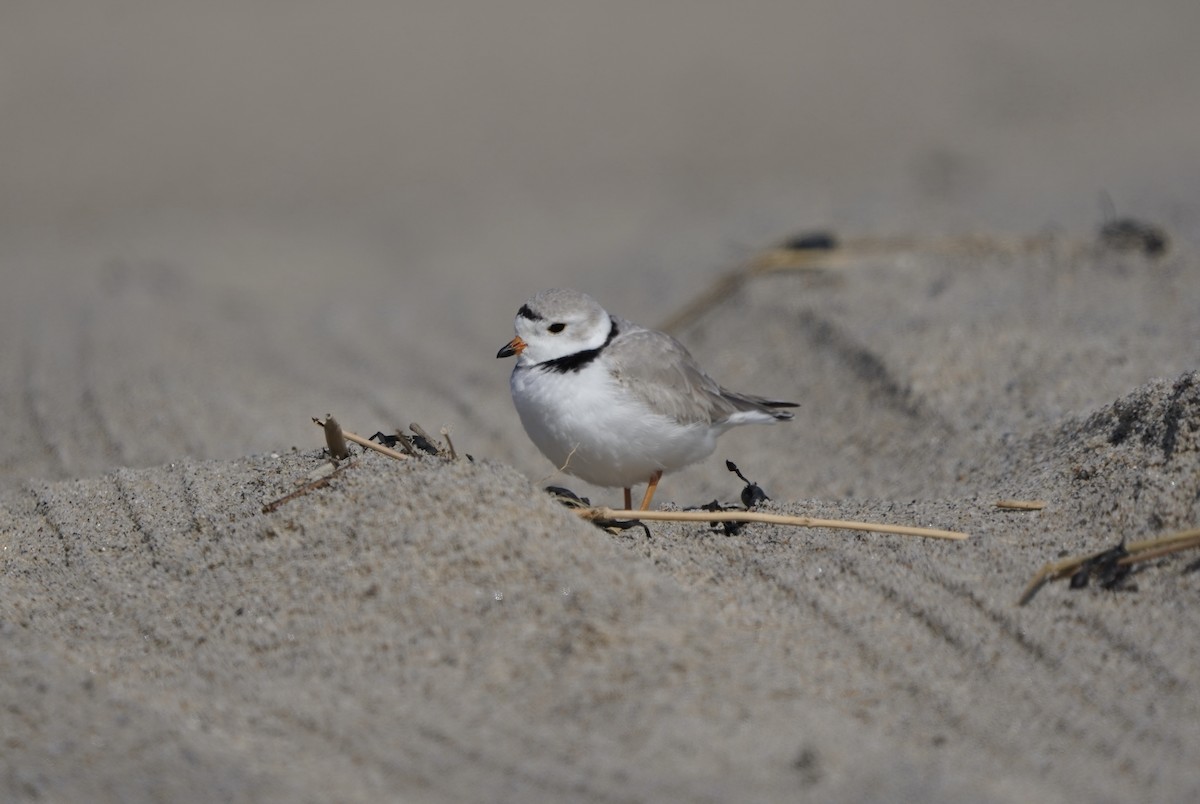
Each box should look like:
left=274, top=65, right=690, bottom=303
left=510, top=362, right=718, bottom=488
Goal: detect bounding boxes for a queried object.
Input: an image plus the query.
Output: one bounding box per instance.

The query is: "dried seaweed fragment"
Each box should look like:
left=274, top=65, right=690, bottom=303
left=1067, top=541, right=1134, bottom=591
left=1098, top=218, right=1168, bottom=256
left=726, top=459, right=770, bottom=509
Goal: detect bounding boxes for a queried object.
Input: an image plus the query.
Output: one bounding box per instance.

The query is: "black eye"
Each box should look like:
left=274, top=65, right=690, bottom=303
left=548, top=322, right=566, bottom=333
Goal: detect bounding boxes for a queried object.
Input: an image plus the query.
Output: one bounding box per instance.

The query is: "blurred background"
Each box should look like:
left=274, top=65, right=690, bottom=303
left=3, top=0, right=1199, bottom=485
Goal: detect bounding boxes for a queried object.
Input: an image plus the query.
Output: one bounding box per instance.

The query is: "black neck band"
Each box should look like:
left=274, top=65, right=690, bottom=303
left=538, top=317, right=619, bottom=373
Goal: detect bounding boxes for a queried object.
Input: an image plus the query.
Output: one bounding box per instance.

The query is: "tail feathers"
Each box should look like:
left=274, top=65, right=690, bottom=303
left=765, top=400, right=798, bottom=421
left=723, top=391, right=800, bottom=422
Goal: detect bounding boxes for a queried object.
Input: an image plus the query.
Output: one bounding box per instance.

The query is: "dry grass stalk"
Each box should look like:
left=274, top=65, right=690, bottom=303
left=440, top=426, right=458, bottom=460
left=659, top=233, right=1065, bottom=333
left=577, top=507, right=969, bottom=541
left=996, top=499, right=1047, bottom=510
left=1018, top=526, right=1200, bottom=605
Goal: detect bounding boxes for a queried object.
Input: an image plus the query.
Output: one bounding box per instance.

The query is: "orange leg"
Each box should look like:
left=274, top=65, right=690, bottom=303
left=637, top=470, right=663, bottom=511
left=623, top=487, right=633, bottom=510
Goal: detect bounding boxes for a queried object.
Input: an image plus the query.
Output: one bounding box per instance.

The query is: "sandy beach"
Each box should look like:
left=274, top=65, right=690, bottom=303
left=3, top=3, right=1199, bottom=801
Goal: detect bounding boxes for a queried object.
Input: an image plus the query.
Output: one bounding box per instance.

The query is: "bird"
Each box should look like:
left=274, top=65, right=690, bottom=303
left=496, top=288, right=797, bottom=510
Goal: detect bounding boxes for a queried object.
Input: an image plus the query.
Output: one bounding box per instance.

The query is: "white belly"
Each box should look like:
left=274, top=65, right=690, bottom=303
left=510, top=364, right=717, bottom=488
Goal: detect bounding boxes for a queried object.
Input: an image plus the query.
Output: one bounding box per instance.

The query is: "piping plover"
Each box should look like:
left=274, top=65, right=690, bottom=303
left=497, top=288, right=797, bottom=510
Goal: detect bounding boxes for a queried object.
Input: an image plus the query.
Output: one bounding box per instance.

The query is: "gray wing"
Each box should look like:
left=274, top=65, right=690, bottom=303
left=605, top=322, right=796, bottom=425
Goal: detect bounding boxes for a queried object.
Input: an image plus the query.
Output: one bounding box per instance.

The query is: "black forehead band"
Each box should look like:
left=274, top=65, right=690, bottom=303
left=517, top=304, right=543, bottom=321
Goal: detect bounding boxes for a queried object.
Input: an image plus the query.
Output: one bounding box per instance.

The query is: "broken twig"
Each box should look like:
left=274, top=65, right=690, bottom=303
left=313, top=417, right=409, bottom=461
left=323, top=414, right=351, bottom=461
left=262, top=460, right=352, bottom=513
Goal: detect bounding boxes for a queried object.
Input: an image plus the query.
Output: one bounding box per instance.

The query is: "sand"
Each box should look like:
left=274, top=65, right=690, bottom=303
left=3, top=3, right=1200, bottom=802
